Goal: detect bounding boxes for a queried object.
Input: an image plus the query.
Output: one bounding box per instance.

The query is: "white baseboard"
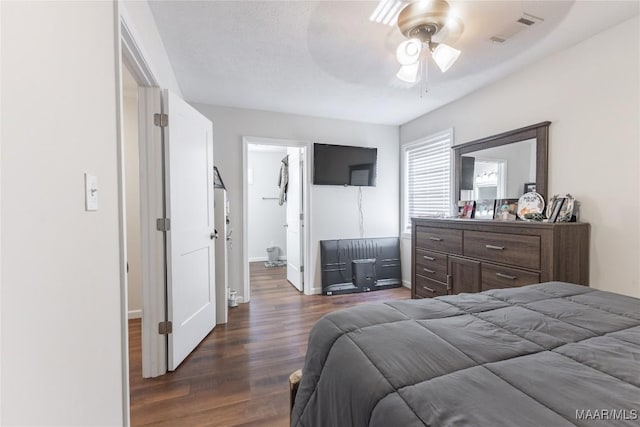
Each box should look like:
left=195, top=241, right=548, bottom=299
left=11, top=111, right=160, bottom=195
left=402, top=280, right=411, bottom=289
left=249, top=256, right=287, bottom=262
left=128, top=309, right=142, bottom=319
left=308, top=286, right=323, bottom=295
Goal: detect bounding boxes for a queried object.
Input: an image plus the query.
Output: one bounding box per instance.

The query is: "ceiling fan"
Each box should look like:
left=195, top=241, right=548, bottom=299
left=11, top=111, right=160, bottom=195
left=390, top=0, right=464, bottom=89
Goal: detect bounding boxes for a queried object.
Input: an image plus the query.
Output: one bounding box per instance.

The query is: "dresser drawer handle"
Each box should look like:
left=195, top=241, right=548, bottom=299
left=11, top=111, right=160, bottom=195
left=496, top=272, right=517, bottom=280
left=423, top=268, right=435, bottom=274
left=423, top=255, right=436, bottom=261
left=485, top=244, right=505, bottom=250
left=422, top=286, right=436, bottom=293
left=429, top=237, right=443, bottom=241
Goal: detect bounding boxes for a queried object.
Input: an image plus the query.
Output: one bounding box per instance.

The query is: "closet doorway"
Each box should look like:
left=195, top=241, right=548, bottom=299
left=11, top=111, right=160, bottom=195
left=242, top=137, right=311, bottom=301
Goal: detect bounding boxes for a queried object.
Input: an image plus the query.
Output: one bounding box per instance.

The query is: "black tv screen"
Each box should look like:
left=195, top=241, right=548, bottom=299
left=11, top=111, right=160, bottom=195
left=313, top=143, right=377, bottom=186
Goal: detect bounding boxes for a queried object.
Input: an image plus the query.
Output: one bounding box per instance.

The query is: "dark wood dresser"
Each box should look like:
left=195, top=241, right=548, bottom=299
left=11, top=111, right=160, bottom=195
left=411, top=218, right=590, bottom=299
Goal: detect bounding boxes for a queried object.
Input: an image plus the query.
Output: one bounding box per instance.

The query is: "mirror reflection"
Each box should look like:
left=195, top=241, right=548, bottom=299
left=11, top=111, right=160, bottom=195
left=459, top=138, right=536, bottom=200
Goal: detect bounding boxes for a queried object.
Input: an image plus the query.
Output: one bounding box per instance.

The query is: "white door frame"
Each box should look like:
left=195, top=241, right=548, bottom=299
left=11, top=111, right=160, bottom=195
left=136, top=87, right=167, bottom=378
left=242, top=136, right=313, bottom=301
left=119, top=14, right=168, bottom=378
left=115, top=8, right=168, bottom=426
left=115, top=12, right=131, bottom=426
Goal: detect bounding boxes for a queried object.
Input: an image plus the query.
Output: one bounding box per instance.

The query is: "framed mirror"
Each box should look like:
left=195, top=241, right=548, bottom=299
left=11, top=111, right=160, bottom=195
left=454, top=122, right=550, bottom=205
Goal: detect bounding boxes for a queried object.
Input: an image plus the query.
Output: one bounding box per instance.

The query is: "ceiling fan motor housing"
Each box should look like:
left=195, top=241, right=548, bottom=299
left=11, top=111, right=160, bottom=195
left=398, top=0, right=463, bottom=45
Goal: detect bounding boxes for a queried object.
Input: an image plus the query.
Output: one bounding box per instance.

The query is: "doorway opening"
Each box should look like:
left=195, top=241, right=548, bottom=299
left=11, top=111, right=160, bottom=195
left=118, top=14, right=220, bottom=426
left=120, top=38, right=219, bottom=391
left=472, top=159, right=506, bottom=199
left=243, top=138, right=311, bottom=302
left=120, top=60, right=145, bottom=395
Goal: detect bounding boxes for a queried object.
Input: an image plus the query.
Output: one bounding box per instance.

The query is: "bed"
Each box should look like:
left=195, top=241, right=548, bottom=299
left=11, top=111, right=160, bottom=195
left=291, top=282, right=640, bottom=426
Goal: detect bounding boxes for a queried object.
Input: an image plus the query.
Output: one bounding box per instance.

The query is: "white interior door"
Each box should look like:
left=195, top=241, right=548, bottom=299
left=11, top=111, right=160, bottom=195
left=286, top=147, right=303, bottom=291
left=164, top=90, right=216, bottom=370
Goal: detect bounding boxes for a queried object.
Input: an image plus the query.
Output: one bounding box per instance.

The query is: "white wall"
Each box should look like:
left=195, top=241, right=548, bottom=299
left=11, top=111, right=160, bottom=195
left=400, top=17, right=640, bottom=297
left=120, top=0, right=182, bottom=96
left=193, top=104, right=400, bottom=298
left=124, top=93, right=143, bottom=316
left=248, top=149, right=287, bottom=261
left=1, top=1, right=124, bottom=424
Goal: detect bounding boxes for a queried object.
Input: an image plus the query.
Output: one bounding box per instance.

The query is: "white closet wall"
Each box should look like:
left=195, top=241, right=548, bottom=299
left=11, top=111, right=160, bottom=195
left=247, top=148, right=288, bottom=261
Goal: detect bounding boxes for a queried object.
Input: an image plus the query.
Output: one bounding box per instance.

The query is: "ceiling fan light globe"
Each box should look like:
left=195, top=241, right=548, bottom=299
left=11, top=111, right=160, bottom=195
left=396, top=62, right=420, bottom=83
left=432, top=43, right=461, bottom=72
left=396, top=39, right=422, bottom=65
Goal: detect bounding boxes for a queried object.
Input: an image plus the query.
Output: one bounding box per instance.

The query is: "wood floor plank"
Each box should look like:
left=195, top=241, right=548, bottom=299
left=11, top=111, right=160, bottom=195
left=129, top=263, right=409, bottom=426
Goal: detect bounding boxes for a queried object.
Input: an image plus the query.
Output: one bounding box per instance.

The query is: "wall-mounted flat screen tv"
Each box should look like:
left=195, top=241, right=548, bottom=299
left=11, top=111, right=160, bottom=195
left=313, top=143, right=377, bottom=187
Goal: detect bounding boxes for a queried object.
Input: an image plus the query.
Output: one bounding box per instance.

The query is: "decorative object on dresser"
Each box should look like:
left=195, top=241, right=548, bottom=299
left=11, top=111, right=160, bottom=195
left=516, top=191, right=545, bottom=220
left=493, top=198, right=518, bottom=221
left=547, top=194, right=576, bottom=222
left=457, top=200, right=475, bottom=218
left=410, top=218, right=590, bottom=299
left=474, top=199, right=495, bottom=219
left=547, top=197, right=565, bottom=223
left=523, top=182, right=537, bottom=193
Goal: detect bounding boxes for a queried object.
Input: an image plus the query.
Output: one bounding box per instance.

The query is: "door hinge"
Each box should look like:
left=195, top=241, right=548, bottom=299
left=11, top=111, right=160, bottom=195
left=300, top=213, right=304, bottom=220
left=154, top=113, right=168, bottom=127
left=156, top=218, right=171, bottom=231
left=300, top=266, right=304, bottom=273
left=158, top=321, right=172, bottom=335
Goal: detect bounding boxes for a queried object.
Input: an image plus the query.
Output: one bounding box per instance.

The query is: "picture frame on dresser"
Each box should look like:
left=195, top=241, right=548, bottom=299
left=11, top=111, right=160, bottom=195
left=557, top=195, right=575, bottom=222
left=457, top=201, right=475, bottom=219
left=474, top=199, right=495, bottom=219
left=523, top=182, right=537, bottom=194
left=494, top=199, right=518, bottom=221
left=547, top=197, right=565, bottom=223
left=547, top=194, right=576, bottom=222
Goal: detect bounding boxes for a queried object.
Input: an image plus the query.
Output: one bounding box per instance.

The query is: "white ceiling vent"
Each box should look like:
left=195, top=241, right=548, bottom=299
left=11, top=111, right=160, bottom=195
left=490, top=12, right=544, bottom=43
left=517, top=16, right=536, bottom=26
left=518, top=13, right=544, bottom=26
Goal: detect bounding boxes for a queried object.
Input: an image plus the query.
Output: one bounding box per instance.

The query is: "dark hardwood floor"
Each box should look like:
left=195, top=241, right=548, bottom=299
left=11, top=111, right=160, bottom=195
left=129, top=262, right=409, bottom=426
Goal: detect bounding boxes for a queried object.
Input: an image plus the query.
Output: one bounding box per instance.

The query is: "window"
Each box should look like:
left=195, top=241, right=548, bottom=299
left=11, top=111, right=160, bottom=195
left=401, top=129, right=453, bottom=233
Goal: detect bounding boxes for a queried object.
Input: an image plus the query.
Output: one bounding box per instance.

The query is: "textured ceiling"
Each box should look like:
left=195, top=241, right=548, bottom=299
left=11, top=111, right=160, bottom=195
left=149, top=1, right=639, bottom=125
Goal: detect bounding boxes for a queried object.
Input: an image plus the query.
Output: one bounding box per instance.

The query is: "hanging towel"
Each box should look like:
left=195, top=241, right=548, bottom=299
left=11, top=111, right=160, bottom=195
left=278, top=155, right=289, bottom=206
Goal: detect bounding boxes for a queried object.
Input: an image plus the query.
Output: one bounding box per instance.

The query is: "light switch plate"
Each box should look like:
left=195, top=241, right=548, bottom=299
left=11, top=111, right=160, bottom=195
left=85, top=173, right=98, bottom=211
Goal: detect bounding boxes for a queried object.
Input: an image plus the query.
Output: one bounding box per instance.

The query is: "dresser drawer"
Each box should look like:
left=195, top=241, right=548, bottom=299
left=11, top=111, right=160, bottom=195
left=415, top=249, right=447, bottom=283
left=481, top=263, right=540, bottom=291
left=464, top=231, right=540, bottom=270
left=415, top=275, right=448, bottom=298
left=416, top=226, right=462, bottom=254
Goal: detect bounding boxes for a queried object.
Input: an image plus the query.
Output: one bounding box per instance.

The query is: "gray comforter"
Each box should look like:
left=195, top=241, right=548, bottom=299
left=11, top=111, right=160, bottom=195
left=291, top=282, right=640, bottom=427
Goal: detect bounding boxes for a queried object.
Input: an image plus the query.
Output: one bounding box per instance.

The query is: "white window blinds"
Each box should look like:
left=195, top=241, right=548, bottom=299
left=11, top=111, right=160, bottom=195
left=403, top=130, right=452, bottom=231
